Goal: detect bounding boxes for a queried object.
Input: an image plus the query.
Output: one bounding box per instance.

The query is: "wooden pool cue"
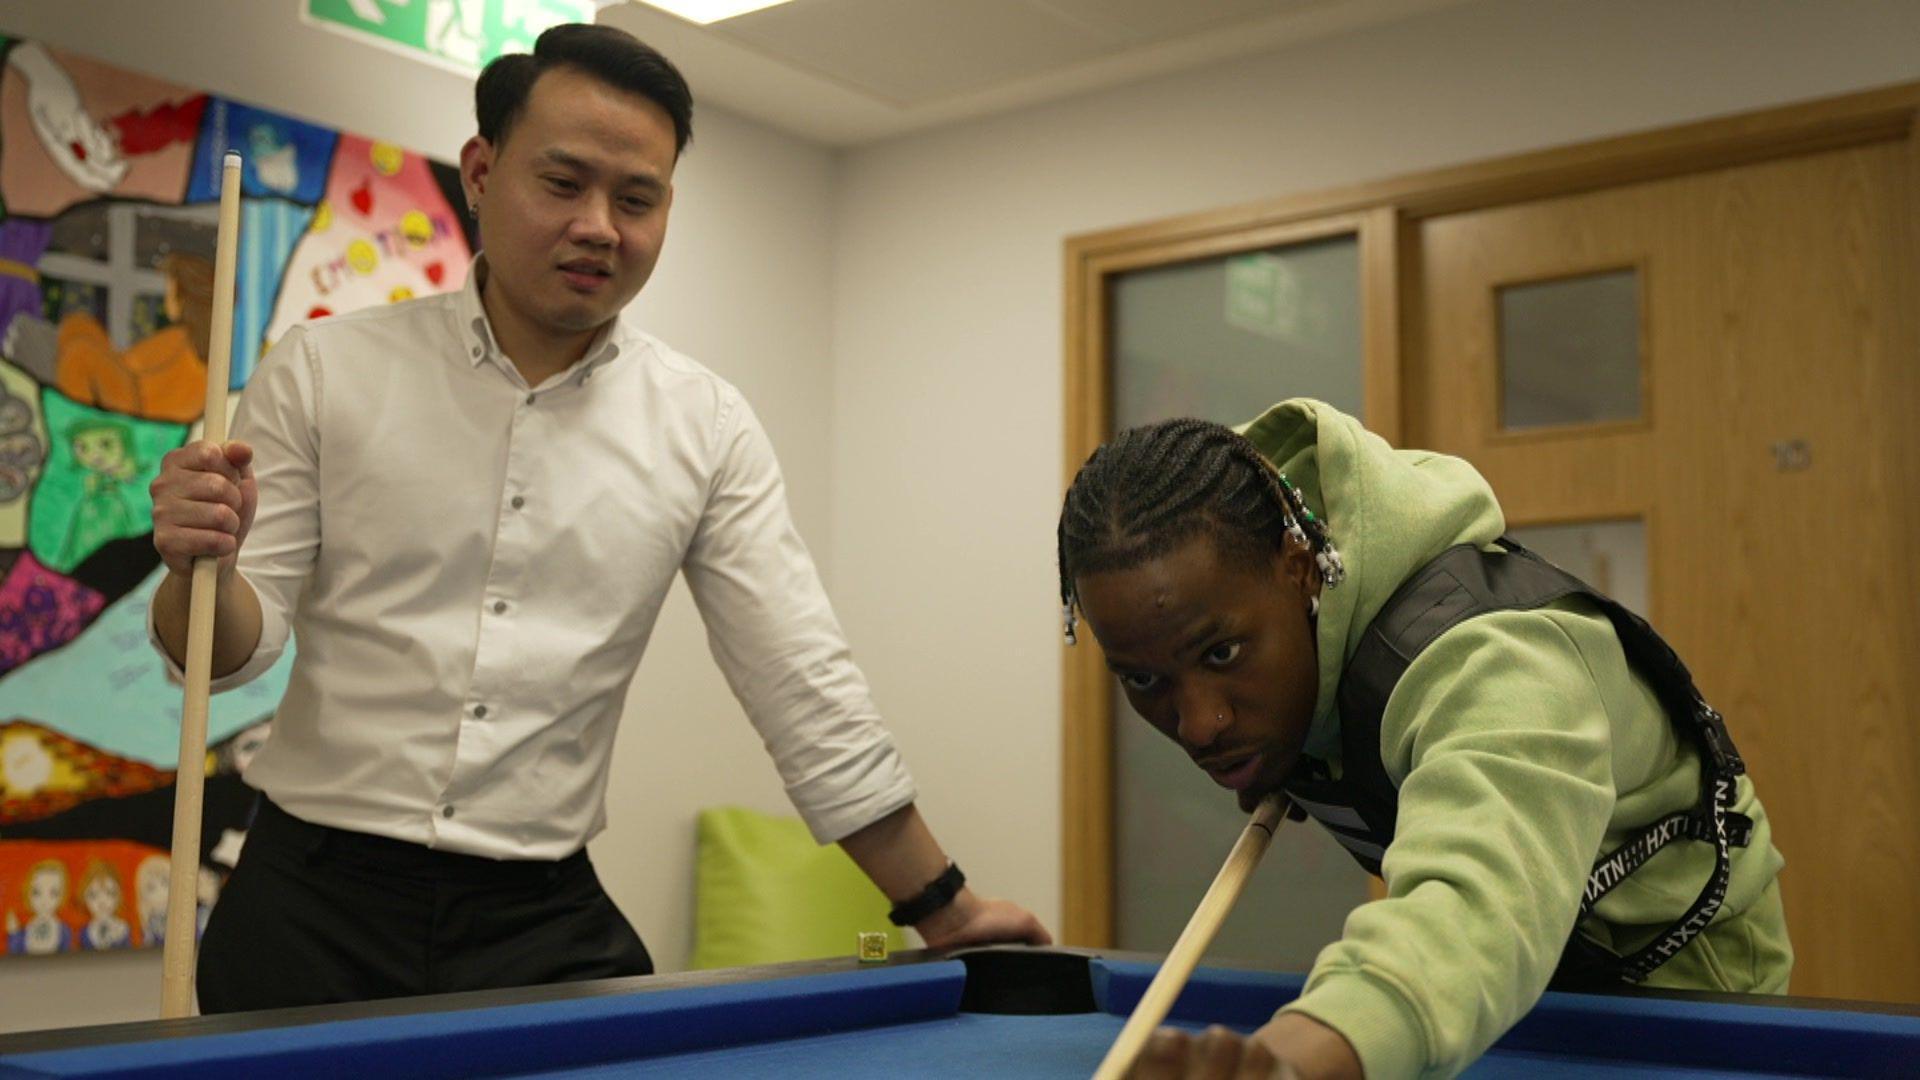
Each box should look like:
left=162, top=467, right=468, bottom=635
left=1091, top=792, right=1288, bottom=1080
left=161, top=150, right=243, bottom=1019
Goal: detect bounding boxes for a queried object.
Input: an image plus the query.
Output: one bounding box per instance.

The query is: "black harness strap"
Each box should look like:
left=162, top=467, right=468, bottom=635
left=1289, top=539, right=1751, bottom=985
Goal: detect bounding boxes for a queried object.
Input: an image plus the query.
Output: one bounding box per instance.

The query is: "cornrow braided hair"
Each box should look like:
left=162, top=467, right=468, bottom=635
left=1057, top=418, right=1345, bottom=645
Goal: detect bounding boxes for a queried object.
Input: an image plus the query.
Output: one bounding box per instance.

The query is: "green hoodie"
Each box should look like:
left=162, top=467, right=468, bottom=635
left=1238, top=400, right=1790, bottom=1079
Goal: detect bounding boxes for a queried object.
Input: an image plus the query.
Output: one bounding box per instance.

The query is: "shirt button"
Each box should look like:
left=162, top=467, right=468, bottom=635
left=473, top=704, right=488, bottom=719
left=525, top=393, right=537, bottom=405
left=492, top=600, right=508, bottom=614
left=471, top=346, right=482, bottom=358
left=510, top=495, right=525, bottom=510
left=442, top=805, right=455, bottom=819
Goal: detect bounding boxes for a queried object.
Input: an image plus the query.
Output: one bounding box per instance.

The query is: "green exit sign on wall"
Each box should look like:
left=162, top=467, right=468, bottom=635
left=303, top=0, right=604, bottom=74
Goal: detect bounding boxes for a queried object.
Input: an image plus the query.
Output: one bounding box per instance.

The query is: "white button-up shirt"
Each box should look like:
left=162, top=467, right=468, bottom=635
left=151, top=260, right=915, bottom=859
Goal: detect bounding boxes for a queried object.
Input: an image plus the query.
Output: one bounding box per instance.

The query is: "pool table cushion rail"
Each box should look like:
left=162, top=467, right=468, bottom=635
left=0, top=963, right=970, bottom=1080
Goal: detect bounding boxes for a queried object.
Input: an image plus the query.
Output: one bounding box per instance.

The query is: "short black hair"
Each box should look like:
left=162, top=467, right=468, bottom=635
left=475, top=23, right=693, bottom=155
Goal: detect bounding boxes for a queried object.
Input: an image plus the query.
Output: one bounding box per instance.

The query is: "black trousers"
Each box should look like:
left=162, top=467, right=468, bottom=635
left=198, top=798, right=653, bottom=1013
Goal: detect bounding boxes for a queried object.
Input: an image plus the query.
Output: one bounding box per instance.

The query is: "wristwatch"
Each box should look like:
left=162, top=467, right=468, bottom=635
left=887, top=861, right=966, bottom=927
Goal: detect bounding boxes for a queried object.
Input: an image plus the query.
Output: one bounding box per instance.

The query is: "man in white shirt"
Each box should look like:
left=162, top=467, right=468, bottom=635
left=148, top=24, right=1046, bottom=1012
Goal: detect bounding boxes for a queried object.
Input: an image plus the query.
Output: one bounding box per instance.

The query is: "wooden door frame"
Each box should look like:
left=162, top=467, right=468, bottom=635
left=1060, top=80, right=1920, bottom=948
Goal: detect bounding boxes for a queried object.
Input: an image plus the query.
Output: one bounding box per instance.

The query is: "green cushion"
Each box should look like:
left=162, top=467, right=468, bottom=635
left=691, top=806, right=905, bottom=970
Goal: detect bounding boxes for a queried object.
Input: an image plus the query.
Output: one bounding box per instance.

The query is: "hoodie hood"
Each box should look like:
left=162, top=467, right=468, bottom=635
left=1236, top=399, right=1505, bottom=760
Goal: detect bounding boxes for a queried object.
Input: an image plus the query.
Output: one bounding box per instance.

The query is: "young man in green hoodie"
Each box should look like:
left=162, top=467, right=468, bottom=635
left=1058, top=399, right=1791, bottom=1079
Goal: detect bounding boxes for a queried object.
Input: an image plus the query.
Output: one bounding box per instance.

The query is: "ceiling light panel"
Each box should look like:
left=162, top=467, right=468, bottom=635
left=632, top=0, right=798, bottom=26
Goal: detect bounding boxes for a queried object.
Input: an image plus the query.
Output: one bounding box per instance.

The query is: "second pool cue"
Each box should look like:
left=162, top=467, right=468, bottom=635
left=1091, top=792, right=1288, bottom=1080
left=161, top=149, right=244, bottom=1020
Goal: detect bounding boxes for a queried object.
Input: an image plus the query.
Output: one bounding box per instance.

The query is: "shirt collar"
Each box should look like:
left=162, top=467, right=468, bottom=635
left=455, top=254, right=631, bottom=384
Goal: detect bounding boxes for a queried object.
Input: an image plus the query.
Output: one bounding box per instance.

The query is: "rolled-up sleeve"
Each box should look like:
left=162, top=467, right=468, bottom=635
left=682, top=392, right=916, bottom=843
left=148, top=326, right=321, bottom=691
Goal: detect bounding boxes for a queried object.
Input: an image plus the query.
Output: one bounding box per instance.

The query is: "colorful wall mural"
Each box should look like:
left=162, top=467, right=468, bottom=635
left=0, top=34, right=475, bottom=958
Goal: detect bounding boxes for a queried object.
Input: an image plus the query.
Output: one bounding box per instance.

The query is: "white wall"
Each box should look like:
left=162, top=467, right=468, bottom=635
left=0, top=0, right=834, bottom=1030
left=823, top=0, right=1920, bottom=942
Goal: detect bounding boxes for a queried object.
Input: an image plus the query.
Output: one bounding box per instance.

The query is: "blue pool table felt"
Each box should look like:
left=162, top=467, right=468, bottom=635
left=3, top=956, right=1916, bottom=1078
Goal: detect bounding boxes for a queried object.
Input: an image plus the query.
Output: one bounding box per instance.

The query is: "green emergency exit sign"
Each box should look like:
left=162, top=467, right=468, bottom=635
left=303, top=0, right=603, bottom=74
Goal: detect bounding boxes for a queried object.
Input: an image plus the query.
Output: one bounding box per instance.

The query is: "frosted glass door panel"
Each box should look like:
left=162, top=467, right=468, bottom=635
left=1113, top=238, right=1364, bottom=429
left=1508, top=520, right=1649, bottom=617
left=1109, top=234, right=1369, bottom=968
left=1499, top=269, right=1642, bottom=430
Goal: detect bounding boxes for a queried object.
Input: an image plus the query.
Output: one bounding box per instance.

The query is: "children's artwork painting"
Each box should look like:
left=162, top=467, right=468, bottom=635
left=0, top=34, right=476, bottom=958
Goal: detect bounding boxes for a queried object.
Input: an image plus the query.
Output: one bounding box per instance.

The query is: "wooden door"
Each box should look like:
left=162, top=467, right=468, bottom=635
left=1408, top=139, right=1920, bottom=1001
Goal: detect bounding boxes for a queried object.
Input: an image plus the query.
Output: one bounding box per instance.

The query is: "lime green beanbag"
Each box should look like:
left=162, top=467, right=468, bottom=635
left=691, top=806, right=906, bottom=970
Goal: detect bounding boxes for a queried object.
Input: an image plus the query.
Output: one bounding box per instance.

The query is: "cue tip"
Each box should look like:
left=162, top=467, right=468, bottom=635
left=223, top=149, right=242, bottom=169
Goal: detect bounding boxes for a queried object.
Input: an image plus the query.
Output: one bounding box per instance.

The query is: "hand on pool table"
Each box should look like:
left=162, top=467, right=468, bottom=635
left=1128, top=1013, right=1361, bottom=1080
left=911, top=887, right=1052, bottom=950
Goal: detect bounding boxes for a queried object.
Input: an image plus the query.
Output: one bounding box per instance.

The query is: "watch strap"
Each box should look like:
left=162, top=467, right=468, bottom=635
left=887, top=862, right=965, bottom=927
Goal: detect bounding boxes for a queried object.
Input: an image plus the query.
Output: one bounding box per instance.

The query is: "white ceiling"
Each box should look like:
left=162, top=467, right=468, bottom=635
left=600, top=0, right=1480, bottom=146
